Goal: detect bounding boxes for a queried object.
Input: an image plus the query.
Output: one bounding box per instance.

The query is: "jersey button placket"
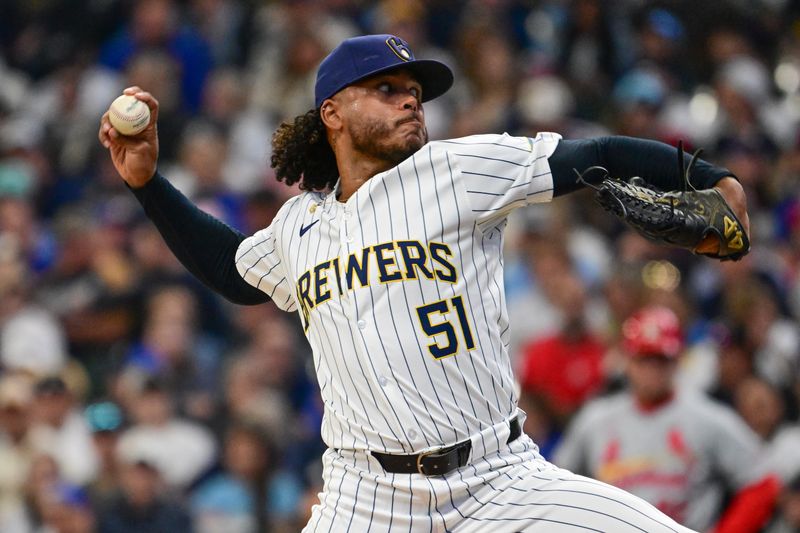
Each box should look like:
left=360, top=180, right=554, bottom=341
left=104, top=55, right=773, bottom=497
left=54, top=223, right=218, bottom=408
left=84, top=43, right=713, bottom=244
left=330, top=205, right=349, bottom=302
left=342, top=207, right=354, bottom=244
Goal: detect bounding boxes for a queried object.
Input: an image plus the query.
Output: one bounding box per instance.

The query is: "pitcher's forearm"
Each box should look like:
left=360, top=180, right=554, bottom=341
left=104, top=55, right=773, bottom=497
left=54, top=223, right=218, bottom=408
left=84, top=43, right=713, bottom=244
left=131, top=173, right=270, bottom=305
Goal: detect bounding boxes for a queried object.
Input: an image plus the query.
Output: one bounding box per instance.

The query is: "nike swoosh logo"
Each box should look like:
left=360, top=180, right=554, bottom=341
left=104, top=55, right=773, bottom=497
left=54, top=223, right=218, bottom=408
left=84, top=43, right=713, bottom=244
left=299, top=219, right=319, bottom=237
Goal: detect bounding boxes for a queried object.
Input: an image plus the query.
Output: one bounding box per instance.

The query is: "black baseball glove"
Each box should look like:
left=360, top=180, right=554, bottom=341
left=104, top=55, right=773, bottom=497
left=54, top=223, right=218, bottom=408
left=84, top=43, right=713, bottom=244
left=578, top=143, right=750, bottom=261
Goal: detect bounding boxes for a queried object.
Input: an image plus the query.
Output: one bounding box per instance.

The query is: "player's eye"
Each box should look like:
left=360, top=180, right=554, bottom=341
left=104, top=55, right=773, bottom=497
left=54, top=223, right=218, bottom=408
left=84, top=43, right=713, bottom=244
left=376, top=82, right=421, bottom=100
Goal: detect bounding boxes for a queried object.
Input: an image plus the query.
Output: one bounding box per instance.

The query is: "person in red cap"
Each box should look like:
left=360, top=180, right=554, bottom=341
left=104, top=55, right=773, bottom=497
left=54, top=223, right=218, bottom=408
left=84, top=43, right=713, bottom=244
left=556, top=305, right=781, bottom=533
left=622, top=305, right=684, bottom=408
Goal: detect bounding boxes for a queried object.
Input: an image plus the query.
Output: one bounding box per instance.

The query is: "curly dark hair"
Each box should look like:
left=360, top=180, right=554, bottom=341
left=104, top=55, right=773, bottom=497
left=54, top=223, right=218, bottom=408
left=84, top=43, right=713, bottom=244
left=271, top=109, right=339, bottom=192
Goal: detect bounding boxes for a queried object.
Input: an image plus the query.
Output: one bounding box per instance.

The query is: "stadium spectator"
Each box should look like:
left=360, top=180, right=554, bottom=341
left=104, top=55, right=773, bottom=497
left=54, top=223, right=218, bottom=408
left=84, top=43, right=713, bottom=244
left=85, top=401, right=125, bottom=502
left=28, top=376, right=98, bottom=487
left=97, top=446, right=192, bottom=533
left=191, top=422, right=303, bottom=533
left=98, top=0, right=213, bottom=112
left=449, top=31, right=517, bottom=137
left=766, top=474, right=800, bottom=533
left=117, top=283, right=222, bottom=422
left=115, top=378, right=216, bottom=490
left=0, top=373, right=36, bottom=531
left=518, top=271, right=607, bottom=430
left=739, top=377, right=800, bottom=496
left=199, top=67, right=277, bottom=194
left=36, top=483, right=96, bottom=533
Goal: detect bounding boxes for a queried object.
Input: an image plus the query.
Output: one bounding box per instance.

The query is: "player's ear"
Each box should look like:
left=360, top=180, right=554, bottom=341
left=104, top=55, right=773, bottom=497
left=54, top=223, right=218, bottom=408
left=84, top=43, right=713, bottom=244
left=319, top=99, right=343, bottom=131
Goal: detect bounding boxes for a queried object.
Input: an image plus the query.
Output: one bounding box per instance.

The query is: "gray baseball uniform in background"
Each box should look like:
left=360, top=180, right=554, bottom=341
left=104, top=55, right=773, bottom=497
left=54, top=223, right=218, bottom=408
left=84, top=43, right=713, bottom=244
left=555, top=389, right=764, bottom=531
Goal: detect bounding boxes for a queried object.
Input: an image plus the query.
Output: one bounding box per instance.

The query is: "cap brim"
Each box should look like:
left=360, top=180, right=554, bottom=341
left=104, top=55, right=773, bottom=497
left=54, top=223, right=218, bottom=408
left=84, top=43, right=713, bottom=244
left=322, top=59, right=454, bottom=106
left=400, top=60, right=454, bottom=103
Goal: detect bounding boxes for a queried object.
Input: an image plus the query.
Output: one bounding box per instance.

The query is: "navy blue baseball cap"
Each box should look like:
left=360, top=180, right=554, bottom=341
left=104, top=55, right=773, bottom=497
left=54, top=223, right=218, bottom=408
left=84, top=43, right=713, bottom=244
left=314, top=34, right=454, bottom=108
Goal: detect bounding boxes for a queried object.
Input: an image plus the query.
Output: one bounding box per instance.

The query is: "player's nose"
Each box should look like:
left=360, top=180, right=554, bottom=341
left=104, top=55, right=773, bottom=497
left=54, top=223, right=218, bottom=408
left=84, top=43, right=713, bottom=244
left=400, top=92, right=419, bottom=111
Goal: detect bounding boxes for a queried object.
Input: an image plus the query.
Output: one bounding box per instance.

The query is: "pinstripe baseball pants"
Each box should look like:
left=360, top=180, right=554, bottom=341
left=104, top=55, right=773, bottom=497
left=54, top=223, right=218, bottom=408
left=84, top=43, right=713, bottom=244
left=304, top=433, right=697, bottom=532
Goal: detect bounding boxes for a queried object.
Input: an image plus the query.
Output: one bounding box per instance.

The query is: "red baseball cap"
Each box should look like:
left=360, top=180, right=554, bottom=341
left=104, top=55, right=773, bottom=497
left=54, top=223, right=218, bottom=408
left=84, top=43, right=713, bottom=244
left=622, top=305, right=683, bottom=358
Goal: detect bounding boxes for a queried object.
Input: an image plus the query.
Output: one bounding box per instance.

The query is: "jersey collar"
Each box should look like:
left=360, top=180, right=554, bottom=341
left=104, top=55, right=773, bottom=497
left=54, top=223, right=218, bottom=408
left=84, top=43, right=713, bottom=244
left=634, top=391, right=675, bottom=413
left=320, top=178, right=341, bottom=212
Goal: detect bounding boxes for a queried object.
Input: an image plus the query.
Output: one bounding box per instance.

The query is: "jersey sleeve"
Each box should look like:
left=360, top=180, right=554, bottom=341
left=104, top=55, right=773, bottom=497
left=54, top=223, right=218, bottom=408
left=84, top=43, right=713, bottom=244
left=549, top=137, right=734, bottom=197
left=445, top=132, right=561, bottom=230
left=235, top=206, right=297, bottom=312
left=706, top=402, right=764, bottom=489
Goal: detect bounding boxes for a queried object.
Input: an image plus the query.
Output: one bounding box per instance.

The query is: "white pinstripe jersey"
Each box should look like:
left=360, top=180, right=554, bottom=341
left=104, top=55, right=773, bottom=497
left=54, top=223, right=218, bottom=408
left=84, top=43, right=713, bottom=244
left=235, top=132, right=561, bottom=453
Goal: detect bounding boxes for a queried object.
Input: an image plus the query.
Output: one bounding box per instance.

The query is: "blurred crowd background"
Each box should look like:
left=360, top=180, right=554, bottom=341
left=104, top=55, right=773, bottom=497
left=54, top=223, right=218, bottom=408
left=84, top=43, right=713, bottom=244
left=1, top=0, right=800, bottom=531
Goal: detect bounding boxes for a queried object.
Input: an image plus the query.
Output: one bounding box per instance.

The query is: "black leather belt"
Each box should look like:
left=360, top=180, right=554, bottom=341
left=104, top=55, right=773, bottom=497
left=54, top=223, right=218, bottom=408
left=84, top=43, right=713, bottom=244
left=372, top=416, right=522, bottom=476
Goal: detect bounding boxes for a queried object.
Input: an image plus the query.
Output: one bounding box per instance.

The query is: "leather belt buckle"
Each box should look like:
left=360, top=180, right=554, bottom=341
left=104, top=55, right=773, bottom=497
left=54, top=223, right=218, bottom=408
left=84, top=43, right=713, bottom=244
left=415, top=448, right=438, bottom=475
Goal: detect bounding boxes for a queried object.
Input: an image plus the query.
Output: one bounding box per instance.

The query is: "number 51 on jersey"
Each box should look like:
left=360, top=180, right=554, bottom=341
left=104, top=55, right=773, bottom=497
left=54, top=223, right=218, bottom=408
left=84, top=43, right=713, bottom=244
left=416, top=295, right=476, bottom=359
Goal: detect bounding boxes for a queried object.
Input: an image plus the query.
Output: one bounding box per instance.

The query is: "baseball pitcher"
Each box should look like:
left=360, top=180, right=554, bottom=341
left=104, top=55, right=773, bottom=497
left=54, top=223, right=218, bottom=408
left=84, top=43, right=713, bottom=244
left=99, top=34, right=750, bottom=532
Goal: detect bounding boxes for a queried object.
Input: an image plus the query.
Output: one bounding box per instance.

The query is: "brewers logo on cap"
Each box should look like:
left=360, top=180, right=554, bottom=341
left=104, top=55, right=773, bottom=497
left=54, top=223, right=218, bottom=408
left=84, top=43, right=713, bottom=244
left=387, top=37, right=412, bottom=61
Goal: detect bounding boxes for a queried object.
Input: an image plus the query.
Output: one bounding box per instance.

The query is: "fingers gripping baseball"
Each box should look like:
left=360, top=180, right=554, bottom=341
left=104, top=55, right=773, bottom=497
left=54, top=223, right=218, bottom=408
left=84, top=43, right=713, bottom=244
left=98, top=86, right=160, bottom=188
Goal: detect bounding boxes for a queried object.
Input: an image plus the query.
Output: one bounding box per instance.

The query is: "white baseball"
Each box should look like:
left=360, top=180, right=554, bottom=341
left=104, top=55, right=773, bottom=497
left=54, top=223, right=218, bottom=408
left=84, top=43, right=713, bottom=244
left=108, top=94, right=150, bottom=136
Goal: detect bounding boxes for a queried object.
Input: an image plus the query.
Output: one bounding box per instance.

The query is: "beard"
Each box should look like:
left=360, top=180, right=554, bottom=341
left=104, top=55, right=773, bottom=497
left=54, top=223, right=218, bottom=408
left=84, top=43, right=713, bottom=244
left=349, top=114, right=428, bottom=167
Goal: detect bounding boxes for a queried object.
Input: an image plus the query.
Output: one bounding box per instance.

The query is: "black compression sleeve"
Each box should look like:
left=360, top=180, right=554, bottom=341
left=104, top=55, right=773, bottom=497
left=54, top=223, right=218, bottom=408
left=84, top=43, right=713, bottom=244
left=549, top=136, right=735, bottom=197
left=130, top=173, right=270, bottom=305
